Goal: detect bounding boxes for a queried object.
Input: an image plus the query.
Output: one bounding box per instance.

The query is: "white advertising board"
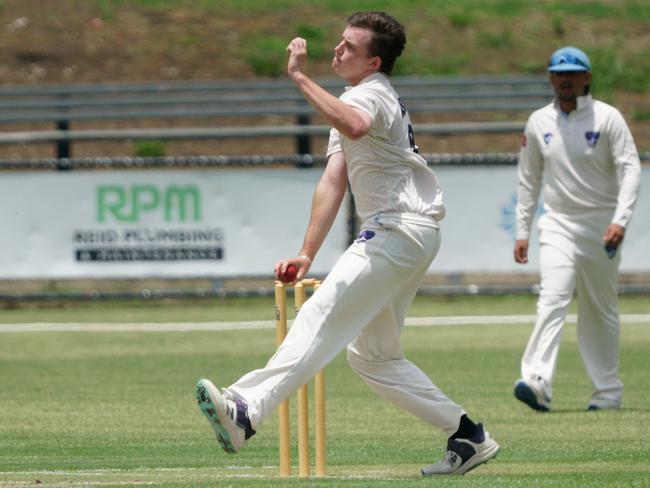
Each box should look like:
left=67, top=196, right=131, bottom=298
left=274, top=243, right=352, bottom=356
left=0, top=168, right=348, bottom=279
left=0, top=166, right=646, bottom=279
left=431, top=166, right=649, bottom=273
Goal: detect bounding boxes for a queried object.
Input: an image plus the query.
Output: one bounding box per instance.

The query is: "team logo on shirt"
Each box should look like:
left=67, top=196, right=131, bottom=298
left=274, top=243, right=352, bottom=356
left=355, top=229, right=375, bottom=243
left=585, top=131, right=600, bottom=148
left=543, top=132, right=553, bottom=145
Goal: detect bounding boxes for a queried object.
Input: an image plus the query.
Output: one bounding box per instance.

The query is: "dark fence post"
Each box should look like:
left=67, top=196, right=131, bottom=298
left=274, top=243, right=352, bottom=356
left=55, top=93, right=71, bottom=161
left=296, top=113, right=311, bottom=156
left=56, top=119, right=71, bottom=160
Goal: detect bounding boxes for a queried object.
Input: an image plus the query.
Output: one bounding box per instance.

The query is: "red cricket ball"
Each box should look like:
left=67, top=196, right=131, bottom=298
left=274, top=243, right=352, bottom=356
left=283, top=264, right=298, bottom=283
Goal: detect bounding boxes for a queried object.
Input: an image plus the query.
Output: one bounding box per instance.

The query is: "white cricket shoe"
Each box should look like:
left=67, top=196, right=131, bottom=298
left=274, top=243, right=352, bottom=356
left=587, top=397, right=621, bottom=411
left=195, top=378, right=255, bottom=453
left=514, top=376, right=551, bottom=412
left=421, top=423, right=500, bottom=476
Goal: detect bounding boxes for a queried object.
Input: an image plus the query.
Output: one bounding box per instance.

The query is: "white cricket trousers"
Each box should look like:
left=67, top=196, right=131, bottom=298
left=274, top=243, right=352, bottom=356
left=521, top=211, right=623, bottom=404
left=229, top=213, right=464, bottom=436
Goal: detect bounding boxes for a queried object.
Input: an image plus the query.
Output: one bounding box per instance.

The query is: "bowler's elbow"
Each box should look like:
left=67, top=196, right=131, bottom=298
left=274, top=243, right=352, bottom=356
left=345, top=124, right=369, bottom=140
left=341, top=108, right=372, bottom=140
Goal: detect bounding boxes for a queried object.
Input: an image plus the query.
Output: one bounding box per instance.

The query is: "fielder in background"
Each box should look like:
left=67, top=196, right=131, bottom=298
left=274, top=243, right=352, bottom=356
left=513, top=46, right=641, bottom=412
left=196, top=11, right=499, bottom=476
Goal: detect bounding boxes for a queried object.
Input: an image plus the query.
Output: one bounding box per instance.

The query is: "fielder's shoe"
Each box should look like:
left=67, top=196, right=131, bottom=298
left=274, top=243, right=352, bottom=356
left=514, top=376, right=551, bottom=412
left=195, top=378, right=255, bottom=453
left=421, top=423, right=500, bottom=476
left=587, top=398, right=621, bottom=411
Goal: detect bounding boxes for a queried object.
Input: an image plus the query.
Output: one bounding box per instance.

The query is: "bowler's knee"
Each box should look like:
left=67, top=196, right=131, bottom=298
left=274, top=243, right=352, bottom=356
left=347, top=343, right=397, bottom=375
left=537, top=288, right=573, bottom=311
left=346, top=344, right=369, bottom=374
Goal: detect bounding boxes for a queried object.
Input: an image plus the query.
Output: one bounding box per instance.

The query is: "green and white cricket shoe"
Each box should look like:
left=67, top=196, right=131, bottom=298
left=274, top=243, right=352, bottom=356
left=421, top=424, right=499, bottom=476
left=195, top=378, right=255, bottom=454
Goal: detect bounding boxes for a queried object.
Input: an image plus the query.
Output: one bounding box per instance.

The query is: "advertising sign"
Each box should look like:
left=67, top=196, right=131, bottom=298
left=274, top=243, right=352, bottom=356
left=0, top=168, right=348, bottom=278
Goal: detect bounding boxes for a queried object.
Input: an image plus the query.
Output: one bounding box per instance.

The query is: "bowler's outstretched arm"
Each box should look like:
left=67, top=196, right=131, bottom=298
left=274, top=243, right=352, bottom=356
left=275, top=152, right=348, bottom=281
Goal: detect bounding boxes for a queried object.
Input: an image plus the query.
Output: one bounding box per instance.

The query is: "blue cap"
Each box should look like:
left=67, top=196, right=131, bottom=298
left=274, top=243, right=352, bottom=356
left=548, top=46, right=591, bottom=72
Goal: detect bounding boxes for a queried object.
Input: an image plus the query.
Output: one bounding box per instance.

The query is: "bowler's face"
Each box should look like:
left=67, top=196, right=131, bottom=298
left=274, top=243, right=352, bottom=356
left=332, top=25, right=376, bottom=84
left=550, top=71, right=592, bottom=101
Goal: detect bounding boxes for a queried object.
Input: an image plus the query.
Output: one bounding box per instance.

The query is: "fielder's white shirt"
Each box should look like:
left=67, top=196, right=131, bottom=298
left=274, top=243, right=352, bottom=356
left=516, top=94, right=641, bottom=239
left=327, top=73, right=445, bottom=223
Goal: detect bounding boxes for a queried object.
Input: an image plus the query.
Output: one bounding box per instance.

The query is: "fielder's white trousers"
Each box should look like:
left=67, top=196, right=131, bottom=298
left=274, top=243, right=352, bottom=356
left=521, top=211, right=623, bottom=405
left=230, top=213, right=464, bottom=435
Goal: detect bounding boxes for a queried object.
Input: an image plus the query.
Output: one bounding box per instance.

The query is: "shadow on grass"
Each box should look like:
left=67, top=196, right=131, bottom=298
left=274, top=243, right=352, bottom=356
left=534, top=407, right=650, bottom=414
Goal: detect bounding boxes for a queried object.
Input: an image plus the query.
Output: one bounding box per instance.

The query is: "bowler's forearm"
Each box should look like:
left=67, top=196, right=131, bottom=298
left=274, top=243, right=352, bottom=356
left=299, top=153, right=348, bottom=260
left=300, top=180, right=346, bottom=260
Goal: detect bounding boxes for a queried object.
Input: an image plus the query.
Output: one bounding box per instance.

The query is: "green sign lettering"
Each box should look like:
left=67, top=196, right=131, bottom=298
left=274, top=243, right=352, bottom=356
left=97, top=184, right=201, bottom=223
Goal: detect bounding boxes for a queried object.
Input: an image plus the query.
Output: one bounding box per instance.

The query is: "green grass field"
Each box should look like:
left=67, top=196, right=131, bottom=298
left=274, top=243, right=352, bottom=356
left=1, top=295, right=649, bottom=487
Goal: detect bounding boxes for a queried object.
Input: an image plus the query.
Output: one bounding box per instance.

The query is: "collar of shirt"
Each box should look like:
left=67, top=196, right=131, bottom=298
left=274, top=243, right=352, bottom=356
left=554, top=93, right=594, bottom=117
left=345, top=72, right=388, bottom=91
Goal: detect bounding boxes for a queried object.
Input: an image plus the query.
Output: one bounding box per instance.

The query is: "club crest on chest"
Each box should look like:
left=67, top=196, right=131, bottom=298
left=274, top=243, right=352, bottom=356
left=355, top=230, right=376, bottom=243
left=585, top=131, right=600, bottom=148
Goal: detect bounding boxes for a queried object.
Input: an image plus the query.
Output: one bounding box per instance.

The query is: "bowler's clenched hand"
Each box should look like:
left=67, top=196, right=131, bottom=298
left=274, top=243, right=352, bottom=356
left=286, top=37, right=308, bottom=80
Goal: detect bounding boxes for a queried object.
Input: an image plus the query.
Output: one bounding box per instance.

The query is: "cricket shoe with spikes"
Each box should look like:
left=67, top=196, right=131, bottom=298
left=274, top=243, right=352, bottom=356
left=195, top=378, right=255, bottom=453
left=421, top=423, right=499, bottom=476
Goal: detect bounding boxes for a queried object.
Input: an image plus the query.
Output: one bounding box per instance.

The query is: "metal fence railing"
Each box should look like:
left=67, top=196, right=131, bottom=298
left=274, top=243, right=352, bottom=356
left=0, top=74, right=554, bottom=158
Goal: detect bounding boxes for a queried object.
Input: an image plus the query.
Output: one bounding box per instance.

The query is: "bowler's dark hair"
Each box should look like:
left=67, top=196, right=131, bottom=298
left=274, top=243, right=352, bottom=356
left=347, top=11, right=406, bottom=75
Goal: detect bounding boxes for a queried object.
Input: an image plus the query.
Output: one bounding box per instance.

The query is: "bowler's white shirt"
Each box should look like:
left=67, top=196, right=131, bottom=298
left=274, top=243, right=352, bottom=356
left=327, top=73, right=445, bottom=223
left=516, top=94, right=641, bottom=239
